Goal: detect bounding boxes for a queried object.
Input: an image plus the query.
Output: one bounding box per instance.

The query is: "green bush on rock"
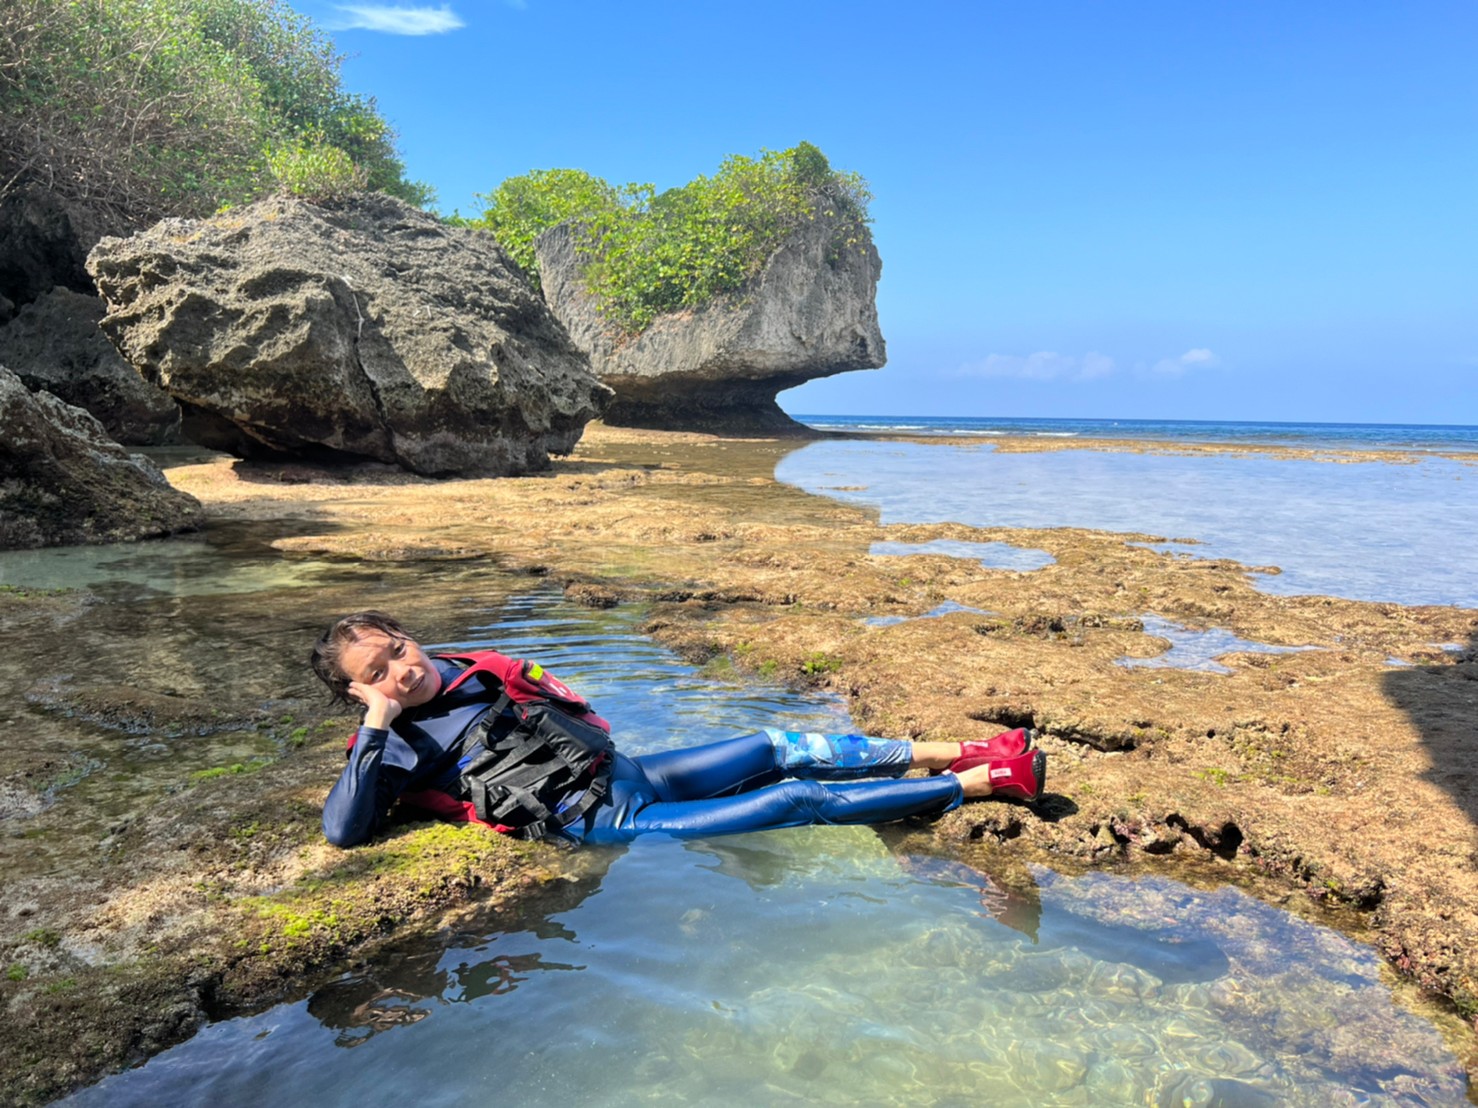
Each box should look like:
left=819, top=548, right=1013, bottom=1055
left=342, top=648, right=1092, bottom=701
left=474, top=142, right=871, bottom=334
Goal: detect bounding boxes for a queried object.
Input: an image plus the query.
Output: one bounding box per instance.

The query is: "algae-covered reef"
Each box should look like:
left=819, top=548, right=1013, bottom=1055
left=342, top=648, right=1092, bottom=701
left=1, top=425, right=1476, bottom=1100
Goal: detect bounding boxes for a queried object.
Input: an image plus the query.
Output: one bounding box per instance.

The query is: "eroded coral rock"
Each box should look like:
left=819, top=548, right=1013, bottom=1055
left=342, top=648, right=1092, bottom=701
left=0, top=366, right=199, bottom=549
left=87, top=193, right=612, bottom=476
left=0, top=184, right=109, bottom=309
left=0, top=287, right=180, bottom=445
left=534, top=204, right=885, bottom=433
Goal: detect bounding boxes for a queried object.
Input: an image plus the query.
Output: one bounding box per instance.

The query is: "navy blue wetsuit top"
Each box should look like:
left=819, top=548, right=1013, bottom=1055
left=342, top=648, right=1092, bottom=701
left=322, top=657, right=497, bottom=847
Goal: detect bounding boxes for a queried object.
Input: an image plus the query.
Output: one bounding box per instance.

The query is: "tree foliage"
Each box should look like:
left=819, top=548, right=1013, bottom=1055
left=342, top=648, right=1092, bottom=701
left=0, top=0, right=430, bottom=226
left=474, top=142, right=872, bottom=334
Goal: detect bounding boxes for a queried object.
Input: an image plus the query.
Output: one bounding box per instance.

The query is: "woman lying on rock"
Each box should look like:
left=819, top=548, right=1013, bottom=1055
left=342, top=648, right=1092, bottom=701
left=312, top=611, right=1047, bottom=848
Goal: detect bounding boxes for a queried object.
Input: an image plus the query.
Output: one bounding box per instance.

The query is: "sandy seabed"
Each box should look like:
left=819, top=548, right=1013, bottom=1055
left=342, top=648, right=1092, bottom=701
left=2, top=422, right=1475, bottom=1102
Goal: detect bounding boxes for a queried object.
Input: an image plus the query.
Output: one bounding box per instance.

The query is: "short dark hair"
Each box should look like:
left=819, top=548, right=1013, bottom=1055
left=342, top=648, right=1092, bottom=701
left=310, top=611, right=415, bottom=706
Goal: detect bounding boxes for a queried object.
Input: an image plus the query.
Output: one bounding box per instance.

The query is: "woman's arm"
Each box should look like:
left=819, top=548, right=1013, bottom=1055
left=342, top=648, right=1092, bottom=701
left=321, top=684, right=404, bottom=847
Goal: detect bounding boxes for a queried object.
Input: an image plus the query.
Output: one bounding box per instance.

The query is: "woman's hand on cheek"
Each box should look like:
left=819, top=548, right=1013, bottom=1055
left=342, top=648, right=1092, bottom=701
left=349, top=682, right=403, bottom=730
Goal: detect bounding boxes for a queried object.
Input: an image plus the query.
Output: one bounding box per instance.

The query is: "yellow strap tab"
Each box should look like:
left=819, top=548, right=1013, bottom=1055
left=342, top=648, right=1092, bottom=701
left=527, top=663, right=544, bottom=681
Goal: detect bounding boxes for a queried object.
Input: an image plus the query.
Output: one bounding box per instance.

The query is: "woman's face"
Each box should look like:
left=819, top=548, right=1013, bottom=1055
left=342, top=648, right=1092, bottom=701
left=338, top=630, right=442, bottom=709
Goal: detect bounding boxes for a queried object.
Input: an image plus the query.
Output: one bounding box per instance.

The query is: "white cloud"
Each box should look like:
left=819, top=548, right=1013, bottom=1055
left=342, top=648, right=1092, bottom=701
left=1149, top=348, right=1221, bottom=376
left=957, top=351, right=1117, bottom=382
left=330, top=4, right=465, bottom=34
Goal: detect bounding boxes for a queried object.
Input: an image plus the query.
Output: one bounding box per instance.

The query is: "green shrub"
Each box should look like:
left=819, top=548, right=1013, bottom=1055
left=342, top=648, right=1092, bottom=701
left=475, top=168, right=625, bottom=285
left=267, top=132, right=367, bottom=200
left=474, top=142, right=871, bottom=334
left=0, top=0, right=430, bottom=225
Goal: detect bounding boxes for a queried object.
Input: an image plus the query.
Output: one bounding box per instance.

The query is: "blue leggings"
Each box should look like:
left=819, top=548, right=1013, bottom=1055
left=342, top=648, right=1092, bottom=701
left=580, top=729, right=964, bottom=844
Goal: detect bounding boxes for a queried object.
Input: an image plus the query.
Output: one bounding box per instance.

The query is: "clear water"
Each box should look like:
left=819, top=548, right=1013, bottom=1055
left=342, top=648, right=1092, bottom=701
left=62, top=593, right=1468, bottom=1106
left=870, top=538, right=1056, bottom=572
left=0, top=526, right=332, bottom=599
left=1118, top=615, right=1317, bottom=675
left=777, top=440, right=1477, bottom=608
left=864, top=599, right=993, bottom=628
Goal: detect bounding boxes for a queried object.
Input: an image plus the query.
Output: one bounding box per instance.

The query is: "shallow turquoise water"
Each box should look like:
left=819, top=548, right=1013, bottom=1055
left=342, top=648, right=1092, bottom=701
left=0, top=524, right=335, bottom=598
left=60, top=593, right=1469, bottom=1106
left=778, top=441, right=1477, bottom=608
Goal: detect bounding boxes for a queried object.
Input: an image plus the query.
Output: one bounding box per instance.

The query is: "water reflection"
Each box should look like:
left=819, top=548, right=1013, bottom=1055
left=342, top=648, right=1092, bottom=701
left=58, top=592, right=1470, bottom=1106
left=65, top=834, right=1467, bottom=1106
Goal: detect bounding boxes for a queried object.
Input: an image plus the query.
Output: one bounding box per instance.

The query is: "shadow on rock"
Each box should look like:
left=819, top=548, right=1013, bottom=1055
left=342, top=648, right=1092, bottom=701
left=1033, top=793, right=1078, bottom=823
left=1382, top=627, right=1478, bottom=832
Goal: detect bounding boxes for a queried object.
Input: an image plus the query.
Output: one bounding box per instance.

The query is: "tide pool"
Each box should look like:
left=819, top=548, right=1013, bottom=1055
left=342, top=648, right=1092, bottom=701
left=59, top=593, right=1468, bottom=1106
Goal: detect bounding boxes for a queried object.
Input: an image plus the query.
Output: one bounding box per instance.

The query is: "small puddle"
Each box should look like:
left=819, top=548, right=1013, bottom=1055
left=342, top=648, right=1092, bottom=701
left=1385, top=643, right=1467, bottom=667
left=1119, top=615, right=1318, bottom=675
left=863, top=599, right=993, bottom=628
left=60, top=593, right=1467, bottom=1106
left=870, top=538, right=1055, bottom=572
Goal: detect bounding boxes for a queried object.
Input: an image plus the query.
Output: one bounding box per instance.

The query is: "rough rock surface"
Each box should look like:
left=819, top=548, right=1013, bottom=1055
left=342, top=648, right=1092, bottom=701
left=534, top=205, right=885, bottom=433
left=86, top=193, right=612, bottom=476
left=0, top=366, right=200, bottom=549
left=0, top=287, right=180, bottom=445
left=0, top=185, right=112, bottom=309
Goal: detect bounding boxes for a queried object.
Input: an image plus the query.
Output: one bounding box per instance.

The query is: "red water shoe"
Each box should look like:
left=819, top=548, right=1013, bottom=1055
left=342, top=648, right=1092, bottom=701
left=944, top=727, right=1033, bottom=773
left=973, top=749, right=1047, bottom=803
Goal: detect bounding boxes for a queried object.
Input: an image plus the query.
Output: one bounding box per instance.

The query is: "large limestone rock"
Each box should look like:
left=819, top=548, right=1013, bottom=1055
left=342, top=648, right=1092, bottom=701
left=534, top=204, right=886, bottom=433
left=86, top=194, right=612, bottom=476
left=0, top=367, right=200, bottom=549
left=0, top=287, right=180, bottom=445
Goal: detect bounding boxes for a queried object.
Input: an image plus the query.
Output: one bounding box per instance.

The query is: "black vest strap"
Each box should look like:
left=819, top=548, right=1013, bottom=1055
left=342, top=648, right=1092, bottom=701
left=454, top=677, right=614, bottom=840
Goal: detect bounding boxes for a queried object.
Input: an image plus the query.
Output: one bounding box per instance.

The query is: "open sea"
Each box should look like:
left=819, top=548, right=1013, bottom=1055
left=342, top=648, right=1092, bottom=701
left=784, top=414, right=1478, bottom=610
left=792, top=414, right=1478, bottom=454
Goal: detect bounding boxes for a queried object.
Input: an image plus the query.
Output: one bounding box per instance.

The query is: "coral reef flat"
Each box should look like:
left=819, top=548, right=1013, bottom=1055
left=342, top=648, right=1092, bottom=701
left=1, top=423, right=1474, bottom=1101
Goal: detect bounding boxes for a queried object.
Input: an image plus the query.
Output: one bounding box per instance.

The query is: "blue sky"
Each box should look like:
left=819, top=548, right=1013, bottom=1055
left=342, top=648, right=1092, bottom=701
left=295, top=1, right=1476, bottom=425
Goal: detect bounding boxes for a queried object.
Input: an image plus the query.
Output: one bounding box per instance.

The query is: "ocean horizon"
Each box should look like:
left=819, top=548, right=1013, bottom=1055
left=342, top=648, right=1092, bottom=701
left=790, top=413, right=1478, bottom=454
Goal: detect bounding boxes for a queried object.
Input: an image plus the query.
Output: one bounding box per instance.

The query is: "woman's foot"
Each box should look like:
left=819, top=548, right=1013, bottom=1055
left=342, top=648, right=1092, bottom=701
left=955, top=749, right=1046, bottom=803
left=932, top=728, right=1034, bottom=775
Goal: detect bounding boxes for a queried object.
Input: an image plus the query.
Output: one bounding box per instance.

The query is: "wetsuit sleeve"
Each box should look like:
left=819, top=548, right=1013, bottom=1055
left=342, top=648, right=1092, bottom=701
left=322, top=726, right=403, bottom=847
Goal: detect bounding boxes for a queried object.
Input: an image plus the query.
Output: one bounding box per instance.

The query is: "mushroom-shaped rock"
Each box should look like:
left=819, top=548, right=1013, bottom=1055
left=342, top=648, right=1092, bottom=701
left=534, top=204, right=885, bottom=434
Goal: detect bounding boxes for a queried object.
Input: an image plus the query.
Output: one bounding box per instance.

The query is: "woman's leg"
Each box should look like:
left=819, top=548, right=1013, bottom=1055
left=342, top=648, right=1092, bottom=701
left=585, top=772, right=964, bottom=845
left=633, top=729, right=918, bottom=803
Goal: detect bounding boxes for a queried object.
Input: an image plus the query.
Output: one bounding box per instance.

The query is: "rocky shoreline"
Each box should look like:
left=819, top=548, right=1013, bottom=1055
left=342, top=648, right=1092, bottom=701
left=2, top=423, right=1475, bottom=1101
